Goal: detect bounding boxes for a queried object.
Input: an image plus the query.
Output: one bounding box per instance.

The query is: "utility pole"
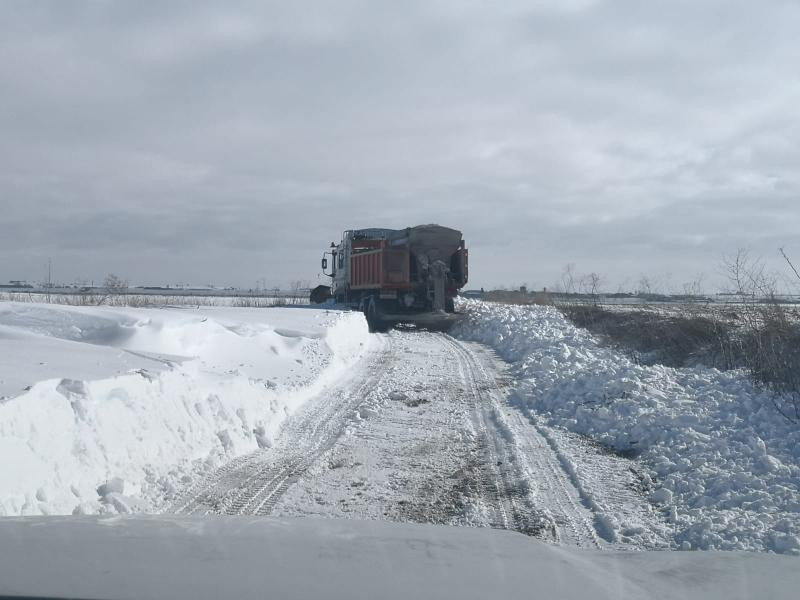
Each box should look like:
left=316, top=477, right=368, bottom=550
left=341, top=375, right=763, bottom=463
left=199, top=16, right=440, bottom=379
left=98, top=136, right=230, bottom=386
left=46, top=258, right=52, bottom=303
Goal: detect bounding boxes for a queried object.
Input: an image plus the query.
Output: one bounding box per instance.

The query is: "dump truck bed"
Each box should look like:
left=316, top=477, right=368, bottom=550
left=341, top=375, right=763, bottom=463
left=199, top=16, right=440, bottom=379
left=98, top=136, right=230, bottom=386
left=315, top=224, right=468, bottom=332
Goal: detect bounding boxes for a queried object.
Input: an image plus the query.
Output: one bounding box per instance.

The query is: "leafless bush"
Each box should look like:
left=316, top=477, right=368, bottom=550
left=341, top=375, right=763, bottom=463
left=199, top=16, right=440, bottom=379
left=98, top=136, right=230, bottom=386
left=557, top=250, right=800, bottom=422
left=718, top=248, right=800, bottom=421
left=559, top=304, right=738, bottom=370
left=287, top=280, right=311, bottom=305
left=482, top=288, right=553, bottom=306
left=232, top=296, right=279, bottom=308
left=94, top=273, right=129, bottom=306
left=531, top=291, right=554, bottom=306
left=579, top=272, right=603, bottom=304
left=1, top=292, right=284, bottom=309
left=743, top=308, right=800, bottom=422
left=104, top=273, right=128, bottom=295
left=560, top=264, right=576, bottom=295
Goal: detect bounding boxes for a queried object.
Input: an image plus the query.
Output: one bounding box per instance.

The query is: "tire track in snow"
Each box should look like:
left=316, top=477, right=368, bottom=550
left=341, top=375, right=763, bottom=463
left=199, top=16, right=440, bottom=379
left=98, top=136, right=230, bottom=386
left=443, top=335, right=518, bottom=532
left=443, top=335, right=604, bottom=548
left=170, top=329, right=629, bottom=550
left=267, top=330, right=604, bottom=546
left=168, top=336, right=391, bottom=516
left=454, top=336, right=671, bottom=550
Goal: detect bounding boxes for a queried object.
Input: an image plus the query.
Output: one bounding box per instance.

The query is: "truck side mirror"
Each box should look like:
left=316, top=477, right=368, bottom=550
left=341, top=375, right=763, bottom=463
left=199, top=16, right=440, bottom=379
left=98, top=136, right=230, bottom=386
left=321, top=257, right=328, bottom=270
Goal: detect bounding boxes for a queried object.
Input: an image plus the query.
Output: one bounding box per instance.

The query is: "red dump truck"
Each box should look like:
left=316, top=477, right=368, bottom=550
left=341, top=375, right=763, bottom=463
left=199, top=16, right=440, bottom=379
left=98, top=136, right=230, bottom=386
left=310, top=225, right=468, bottom=332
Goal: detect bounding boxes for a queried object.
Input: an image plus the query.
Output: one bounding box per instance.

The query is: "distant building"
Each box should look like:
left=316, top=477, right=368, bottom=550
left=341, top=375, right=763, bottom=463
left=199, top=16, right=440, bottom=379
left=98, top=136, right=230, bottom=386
left=0, top=280, right=33, bottom=289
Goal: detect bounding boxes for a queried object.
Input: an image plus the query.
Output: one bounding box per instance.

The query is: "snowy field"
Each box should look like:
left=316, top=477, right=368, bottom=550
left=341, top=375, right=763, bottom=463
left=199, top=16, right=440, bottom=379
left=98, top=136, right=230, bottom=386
left=0, top=290, right=302, bottom=308
left=454, top=300, right=800, bottom=554
left=0, top=302, right=371, bottom=516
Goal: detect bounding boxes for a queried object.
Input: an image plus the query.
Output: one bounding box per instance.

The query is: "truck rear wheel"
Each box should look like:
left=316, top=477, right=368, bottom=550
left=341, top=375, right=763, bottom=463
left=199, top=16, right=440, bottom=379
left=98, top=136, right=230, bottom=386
left=366, top=297, right=388, bottom=333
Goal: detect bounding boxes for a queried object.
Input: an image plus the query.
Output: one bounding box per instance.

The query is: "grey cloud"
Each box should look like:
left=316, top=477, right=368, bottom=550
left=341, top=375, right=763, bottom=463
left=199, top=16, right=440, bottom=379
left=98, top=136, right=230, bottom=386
left=0, top=0, right=798, bottom=290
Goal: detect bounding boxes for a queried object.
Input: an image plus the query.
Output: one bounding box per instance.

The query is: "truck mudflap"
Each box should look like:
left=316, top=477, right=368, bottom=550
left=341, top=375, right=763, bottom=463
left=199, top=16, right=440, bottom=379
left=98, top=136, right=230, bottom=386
left=378, top=310, right=466, bottom=331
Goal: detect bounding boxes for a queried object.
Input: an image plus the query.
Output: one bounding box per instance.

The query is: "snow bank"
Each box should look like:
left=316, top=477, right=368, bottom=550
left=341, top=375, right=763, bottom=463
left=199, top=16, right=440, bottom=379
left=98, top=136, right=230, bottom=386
left=0, top=303, right=371, bottom=516
left=0, top=515, right=796, bottom=600
left=454, top=300, right=800, bottom=553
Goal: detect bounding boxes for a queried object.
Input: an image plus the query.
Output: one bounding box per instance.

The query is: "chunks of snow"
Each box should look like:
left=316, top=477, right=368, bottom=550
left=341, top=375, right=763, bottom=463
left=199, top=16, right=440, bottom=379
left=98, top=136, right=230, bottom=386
left=756, top=454, right=786, bottom=474
left=35, top=486, right=49, bottom=502
left=103, top=493, right=148, bottom=515
left=216, top=429, right=234, bottom=452
left=771, top=533, right=800, bottom=554
left=71, top=500, right=103, bottom=516
left=454, top=300, right=800, bottom=553
left=650, top=487, right=673, bottom=504
left=96, top=477, right=126, bottom=497
left=0, top=303, right=371, bottom=516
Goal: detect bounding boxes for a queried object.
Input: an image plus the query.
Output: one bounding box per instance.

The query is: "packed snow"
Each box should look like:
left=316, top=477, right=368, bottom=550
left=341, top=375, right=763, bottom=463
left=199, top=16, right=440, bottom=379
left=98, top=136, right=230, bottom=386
left=1, top=515, right=798, bottom=600
left=454, top=300, right=800, bottom=554
left=271, top=330, right=671, bottom=549
left=0, top=302, right=371, bottom=517
left=3, top=296, right=800, bottom=562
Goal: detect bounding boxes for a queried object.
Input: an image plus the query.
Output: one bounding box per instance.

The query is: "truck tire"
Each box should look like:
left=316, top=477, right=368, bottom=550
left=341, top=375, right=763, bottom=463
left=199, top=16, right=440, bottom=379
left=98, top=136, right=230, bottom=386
left=366, top=297, right=388, bottom=333
left=445, top=297, right=455, bottom=313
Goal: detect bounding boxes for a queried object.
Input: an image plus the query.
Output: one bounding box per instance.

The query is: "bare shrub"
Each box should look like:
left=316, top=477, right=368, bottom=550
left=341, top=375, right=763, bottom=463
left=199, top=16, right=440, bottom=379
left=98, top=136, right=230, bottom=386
left=780, top=247, right=800, bottom=283
left=743, top=307, right=800, bottom=422
left=104, top=273, right=128, bottom=294
left=232, top=297, right=276, bottom=308
left=287, top=280, right=311, bottom=305
left=579, top=272, right=603, bottom=304
left=560, top=264, right=576, bottom=295
left=531, top=290, right=554, bottom=306
left=559, top=304, right=738, bottom=370
left=94, top=273, right=130, bottom=306
left=482, top=287, right=553, bottom=305
left=557, top=250, right=800, bottom=423
left=719, top=248, right=800, bottom=421
left=1, top=292, right=269, bottom=308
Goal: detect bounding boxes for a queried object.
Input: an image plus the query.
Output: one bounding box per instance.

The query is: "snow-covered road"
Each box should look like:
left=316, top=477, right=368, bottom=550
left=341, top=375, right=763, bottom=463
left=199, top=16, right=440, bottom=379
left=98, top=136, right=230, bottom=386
left=169, top=329, right=668, bottom=549
left=3, top=299, right=797, bottom=555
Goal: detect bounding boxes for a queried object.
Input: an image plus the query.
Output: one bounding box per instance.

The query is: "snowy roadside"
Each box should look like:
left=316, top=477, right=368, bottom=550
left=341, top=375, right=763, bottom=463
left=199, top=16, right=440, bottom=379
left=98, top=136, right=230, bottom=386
left=0, top=302, right=372, bottom=516
left=453, top=300, right=800, bottom=554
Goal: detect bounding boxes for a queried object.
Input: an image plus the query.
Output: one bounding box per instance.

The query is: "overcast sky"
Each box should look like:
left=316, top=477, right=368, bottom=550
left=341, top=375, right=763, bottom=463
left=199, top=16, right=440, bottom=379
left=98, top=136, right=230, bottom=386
left=1, top=0, right=798, bottom=291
